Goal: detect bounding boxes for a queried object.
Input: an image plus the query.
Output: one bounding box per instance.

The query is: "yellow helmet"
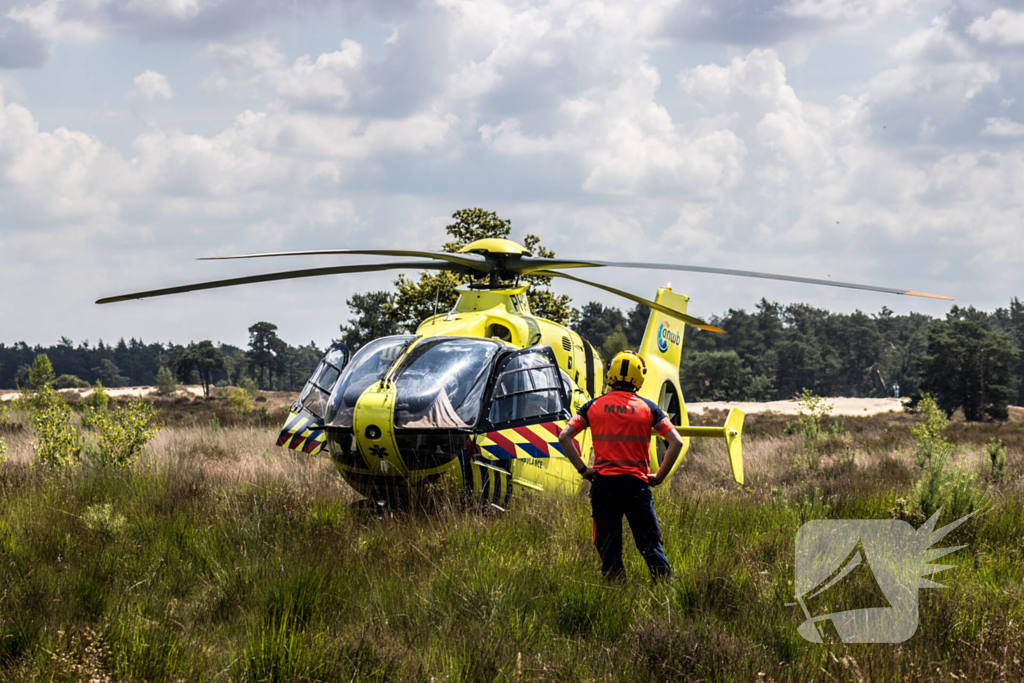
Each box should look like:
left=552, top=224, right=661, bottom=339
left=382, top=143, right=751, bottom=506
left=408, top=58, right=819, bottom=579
left=606, top=350, right=646, bottom=390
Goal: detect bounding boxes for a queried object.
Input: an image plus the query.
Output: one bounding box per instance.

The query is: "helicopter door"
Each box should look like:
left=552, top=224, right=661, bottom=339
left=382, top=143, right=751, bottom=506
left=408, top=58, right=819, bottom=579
left=295, top=341, right=350, bottom=422
left=277, top=341, right=351, bottom=456
left=480, top=346, right=571, bottom=432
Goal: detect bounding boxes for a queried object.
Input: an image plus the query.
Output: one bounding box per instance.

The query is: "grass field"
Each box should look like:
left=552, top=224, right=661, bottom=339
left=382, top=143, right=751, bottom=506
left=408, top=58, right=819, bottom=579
left=0, top=396, right=1022, bottom=682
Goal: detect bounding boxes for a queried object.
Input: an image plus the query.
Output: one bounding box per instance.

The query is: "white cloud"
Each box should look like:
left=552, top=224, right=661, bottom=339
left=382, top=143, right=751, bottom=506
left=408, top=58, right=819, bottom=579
left=679, top=49, right=854, bottom=191
left=982, top=116, right=1024, bottom=137
left=438, top=0, right=557, bottom=102
left=242, top=108, right=456, bottom=159
left=863, top=12, right=1000, bottom=112
left=481, top=62, right=747, bottom=197
left=1, top=0, right=357, bottom=68
left=866, top=60, right=999, bottom=102
left=780, top=0, right=909, bottom=24
left=133, top=70, right=172, bottom=101
left=205, top=38, right=282, bottom=71
left=0, top=79, right=455, bottom=226
left=6, top=0, right=106, bottom=43
left=119, top=0, right=204, bottom=21
left=207, top=39, right=364, bottom=109
left=0, top=87, right=131, bottom=218
left=892, top=16, right=971, bottom=63
left=968, top=8, right=1024, bottom=45
left=680, top=48, right=802, bottom=114
left=5, top=1, right=1024, bottom=345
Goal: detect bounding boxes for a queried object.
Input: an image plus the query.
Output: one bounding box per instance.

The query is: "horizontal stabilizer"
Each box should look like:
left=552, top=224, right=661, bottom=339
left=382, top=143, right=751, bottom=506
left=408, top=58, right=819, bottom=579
left=676, top=407, right=745, bottom=485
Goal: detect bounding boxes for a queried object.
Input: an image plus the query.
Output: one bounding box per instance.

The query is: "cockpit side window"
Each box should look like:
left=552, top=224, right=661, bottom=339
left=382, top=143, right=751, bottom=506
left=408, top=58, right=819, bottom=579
left=483, top=347, right=570, bottom=430
left=325, top=335, right=414, bottom=427
left=297, top=342, right=350, bottom=420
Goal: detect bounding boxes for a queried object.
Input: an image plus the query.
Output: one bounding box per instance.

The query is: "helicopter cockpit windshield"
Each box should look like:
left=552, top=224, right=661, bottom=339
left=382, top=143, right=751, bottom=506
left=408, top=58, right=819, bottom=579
left=325, top=335, right=414, bottom=427
left=392, top=337, right=503, bottom=429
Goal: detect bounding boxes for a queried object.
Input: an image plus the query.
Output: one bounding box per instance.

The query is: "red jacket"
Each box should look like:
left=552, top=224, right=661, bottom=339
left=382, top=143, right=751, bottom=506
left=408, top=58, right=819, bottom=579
left=567, top=389, right=674, bottom=481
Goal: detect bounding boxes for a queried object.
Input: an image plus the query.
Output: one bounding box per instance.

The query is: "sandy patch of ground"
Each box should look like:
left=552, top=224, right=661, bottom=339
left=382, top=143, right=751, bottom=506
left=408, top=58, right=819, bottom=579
left=687, top=396, right=909, bottom=416
left=2, top=387, right=909, bottom=416
left=1, top=385, right=206, bottom=401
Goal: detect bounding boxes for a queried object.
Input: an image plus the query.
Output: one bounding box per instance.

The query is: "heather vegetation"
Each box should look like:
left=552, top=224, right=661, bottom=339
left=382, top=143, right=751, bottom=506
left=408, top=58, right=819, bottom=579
left=0, top=389, right=1020, bottom=681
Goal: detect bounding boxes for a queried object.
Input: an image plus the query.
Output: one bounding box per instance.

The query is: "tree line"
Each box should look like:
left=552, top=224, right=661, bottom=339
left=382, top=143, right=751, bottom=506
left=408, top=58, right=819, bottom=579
left=571, top=299, right=1022, bottom=420
left=0, top=323, right=323, bottom=397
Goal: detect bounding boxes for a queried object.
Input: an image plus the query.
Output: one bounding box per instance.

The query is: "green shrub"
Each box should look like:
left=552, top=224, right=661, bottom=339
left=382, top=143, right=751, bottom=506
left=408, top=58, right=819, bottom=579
left=81, top=503, right=127, bottom=536
left=53, top=374, right=89, bottom=389
left=940, top=463, right=986, bottom=520
left=0, top=436, right=7, bottom=463
left=209, top=416, right=221, bottom=432
left=155, top=366, right=178, bottom=397
left=796, top=388, right=832, bottom=469
left=32, top=386, right=80, bottom=469
left=220, top=387, right=253, bottom=414
left=28, top=354, right=55, bottom=391
left=79, top=407, right=99, bottom=430
left=904, top=454, right=985, bottom=523
left=239, top=376, right=260, bottom=399
left=94, top=399, right=159, bottom=467
left=0, top=401, right=15, bottom=430
left=987, top=438, right=1007, bottom=483
left=910, top=394, right=952, bottom=468
left=79, top=381, right=111, bottom=430
left=87, top=381, right=109, bottom=412
left=896, top=393, right=986, bottom=523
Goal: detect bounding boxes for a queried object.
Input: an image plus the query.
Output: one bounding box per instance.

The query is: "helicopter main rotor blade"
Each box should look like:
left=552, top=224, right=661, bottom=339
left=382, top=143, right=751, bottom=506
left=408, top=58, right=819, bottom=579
left=198, top=249, right=490, bottom=273
left=535, top=270, right=726, bottom=333
left=527, top=259, right=952, bottom=300
left=96, top=261, right=459, bottom=304
left=510, top=258, right=609, bottom=275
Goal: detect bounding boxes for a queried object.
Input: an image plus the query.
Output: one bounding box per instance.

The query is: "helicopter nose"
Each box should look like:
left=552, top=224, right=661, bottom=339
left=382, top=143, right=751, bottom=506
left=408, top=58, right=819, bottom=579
left=353, top=383, right=408, bottom=477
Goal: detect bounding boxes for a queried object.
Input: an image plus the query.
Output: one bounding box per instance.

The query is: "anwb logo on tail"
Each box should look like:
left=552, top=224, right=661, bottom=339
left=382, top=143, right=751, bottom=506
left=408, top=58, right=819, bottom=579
left=657, top=322, right=680, bottom=353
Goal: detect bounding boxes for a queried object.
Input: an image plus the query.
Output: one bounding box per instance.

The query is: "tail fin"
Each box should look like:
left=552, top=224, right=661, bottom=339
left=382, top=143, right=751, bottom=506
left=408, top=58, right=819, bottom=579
left=638, top=287, right=689, bottom=370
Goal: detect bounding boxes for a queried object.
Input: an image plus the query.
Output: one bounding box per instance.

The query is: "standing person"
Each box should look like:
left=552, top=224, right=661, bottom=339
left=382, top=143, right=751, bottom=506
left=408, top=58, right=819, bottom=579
left=558, top=351, right=684, bottom=580
left=893, top=382, right=900, bottom=399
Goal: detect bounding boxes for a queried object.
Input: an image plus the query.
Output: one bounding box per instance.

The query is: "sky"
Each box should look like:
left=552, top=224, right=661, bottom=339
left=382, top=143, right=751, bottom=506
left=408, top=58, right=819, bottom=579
left=1, top=0, right=1023, bottom=349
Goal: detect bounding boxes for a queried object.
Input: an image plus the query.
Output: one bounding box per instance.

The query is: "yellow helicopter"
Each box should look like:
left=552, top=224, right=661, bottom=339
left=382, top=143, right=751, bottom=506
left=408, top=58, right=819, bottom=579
left=98, top=236, right=950, bottom=505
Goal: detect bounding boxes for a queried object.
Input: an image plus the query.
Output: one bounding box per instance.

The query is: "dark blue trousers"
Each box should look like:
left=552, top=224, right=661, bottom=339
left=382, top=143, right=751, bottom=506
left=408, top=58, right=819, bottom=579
left=589, top=474, right=672, bottom=579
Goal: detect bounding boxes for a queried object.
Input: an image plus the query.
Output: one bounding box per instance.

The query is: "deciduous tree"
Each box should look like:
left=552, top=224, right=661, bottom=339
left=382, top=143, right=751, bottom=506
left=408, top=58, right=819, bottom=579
left=175, top=341, right=225, bottom=398
left=340, top=291, right=400, bottom=351
left=387, top=208, right=573, bottom=331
